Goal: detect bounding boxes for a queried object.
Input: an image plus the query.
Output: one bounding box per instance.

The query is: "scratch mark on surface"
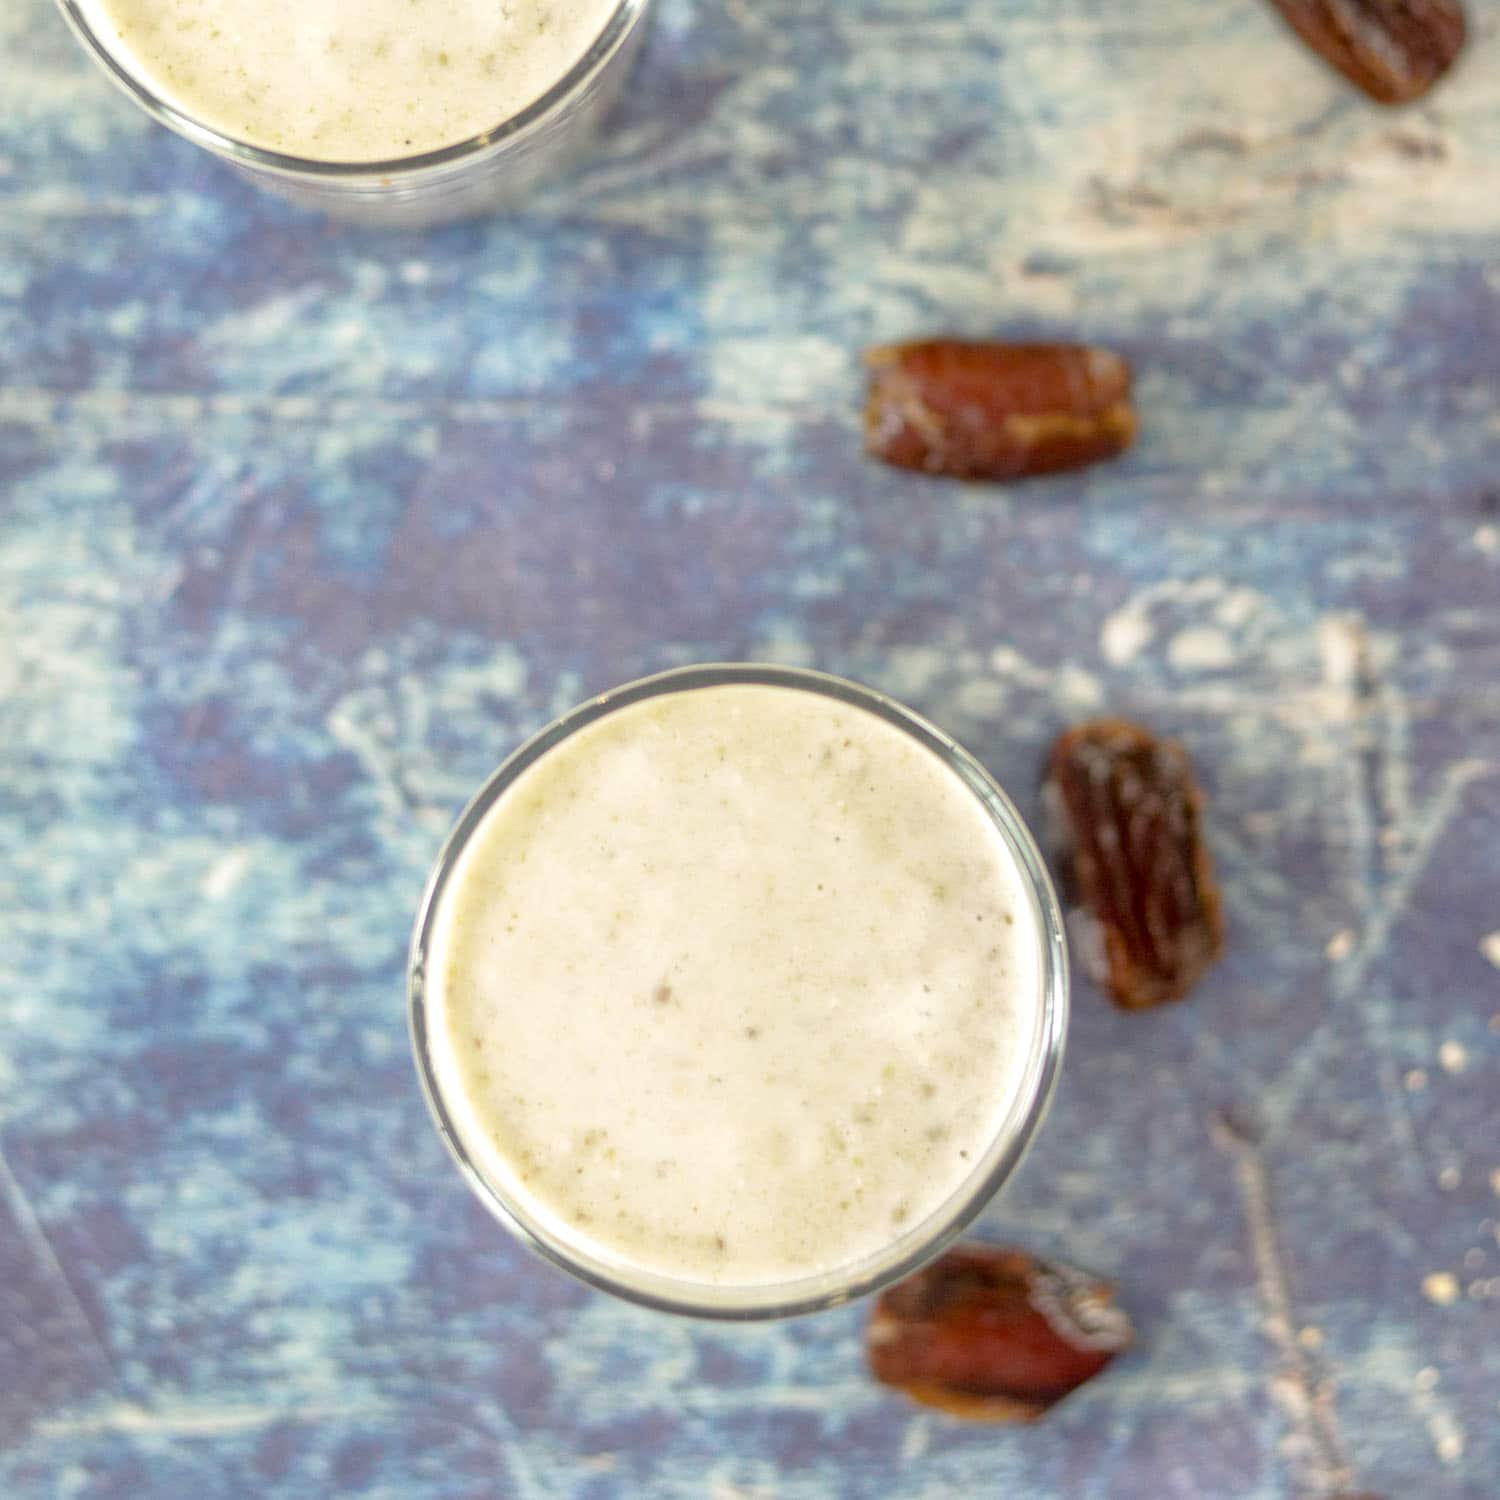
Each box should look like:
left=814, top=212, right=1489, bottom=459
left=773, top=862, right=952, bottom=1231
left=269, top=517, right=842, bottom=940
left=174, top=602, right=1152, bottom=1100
left=1337, top=759, right=1493, bottom=994
left=1318, top=613, right=1380, bottom=925
left=37, top=1399, right=550, bottom=1487
left=0, top=387, right=818, bottom=431
left=1316, top=615, right=1495, bottom=990
left=460, top=1398, right=550, bottom=1500
left=1266, top=613, right=1497, bottom=1174
left=1376, top=1059, right=1435, bottom=1203
left=325, top=701, right=444, bottom=823
left=0, top=1141, right=115, bottom=1383
left=172, top=496, right=279, bottom=747
left=686, top=1382, right=877, bottom=1416
left=1211, top=1111, right=1355, bottom=1497
left=1097, top=1362, right=1261, bottom=1406
left=35, top=1401, right=379, bottom=1438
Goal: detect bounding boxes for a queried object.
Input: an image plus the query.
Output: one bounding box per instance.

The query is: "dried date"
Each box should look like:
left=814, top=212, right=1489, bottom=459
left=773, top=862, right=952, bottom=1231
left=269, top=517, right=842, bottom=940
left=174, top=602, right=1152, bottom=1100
left=864, top=340, right=1135, bottom=482
left=867, top=1244, right=1133, bottom=1421
left=1046, top=718, right=1224, bottom=1010
left=1265, top=0, right=1466, bottom=104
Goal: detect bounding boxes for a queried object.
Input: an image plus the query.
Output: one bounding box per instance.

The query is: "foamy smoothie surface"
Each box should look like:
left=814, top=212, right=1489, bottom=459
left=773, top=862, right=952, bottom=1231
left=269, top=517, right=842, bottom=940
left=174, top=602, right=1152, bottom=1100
left=424, top=683, right=1042, bottom=1288
left=77, top=0, right=621, bottom=160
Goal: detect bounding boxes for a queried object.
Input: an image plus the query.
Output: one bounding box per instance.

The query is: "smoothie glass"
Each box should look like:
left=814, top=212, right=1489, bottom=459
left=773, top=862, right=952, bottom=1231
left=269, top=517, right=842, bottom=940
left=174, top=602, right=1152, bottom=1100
left=408, top=664, right=1070, bottom=1320
left=53, top=0, right=652, bottom=227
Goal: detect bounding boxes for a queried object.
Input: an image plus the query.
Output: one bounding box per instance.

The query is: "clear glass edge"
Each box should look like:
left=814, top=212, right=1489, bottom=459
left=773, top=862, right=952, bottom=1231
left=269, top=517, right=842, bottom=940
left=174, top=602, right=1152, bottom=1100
left=52, top=0, right=651, bottom=179
left=406, top=663, right=1070, bottom=1322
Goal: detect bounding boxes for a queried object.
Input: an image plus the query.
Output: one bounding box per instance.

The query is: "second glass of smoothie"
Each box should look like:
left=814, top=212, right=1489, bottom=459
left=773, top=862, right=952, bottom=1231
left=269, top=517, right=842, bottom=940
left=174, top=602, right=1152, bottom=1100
left=409, top=664, right=1069, bottom=1318
left=55, top=0, right=652, bottom=225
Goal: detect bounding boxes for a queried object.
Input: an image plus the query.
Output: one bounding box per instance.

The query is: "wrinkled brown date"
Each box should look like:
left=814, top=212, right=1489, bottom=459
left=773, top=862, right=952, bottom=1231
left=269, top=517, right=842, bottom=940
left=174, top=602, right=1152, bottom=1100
left=864, top=340, right=1135, bottom=482
left=867, top=1244, right=1133, bottom=1421
left=1266, top=0, right=1466, bottom=104
left=1046, top=719, right=1224, bottom=1010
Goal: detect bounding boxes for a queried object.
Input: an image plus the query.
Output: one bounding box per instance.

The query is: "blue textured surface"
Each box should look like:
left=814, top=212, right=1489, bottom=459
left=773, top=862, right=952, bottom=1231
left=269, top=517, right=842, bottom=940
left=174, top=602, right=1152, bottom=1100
left=3, top=1, right=1499, bottom=1495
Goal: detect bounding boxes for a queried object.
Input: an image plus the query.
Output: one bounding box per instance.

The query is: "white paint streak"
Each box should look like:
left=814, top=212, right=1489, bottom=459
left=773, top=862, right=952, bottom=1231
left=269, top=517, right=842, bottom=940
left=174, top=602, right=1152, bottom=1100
left=1479, top=931, right=1500, bottom=971
left=37, top=1401, right=372, bottom=1438
left=0, top=385, right=764, bottom=430
left=1430, top=1412, right=1466, bottom=1464
left=1421, top=1272, right=1460, bottom=1307
left=1324, top=929, right=1355, bottom=961
left=1316, top=614, right=1364, bottom=696
left=899, top=1418, right=931, bottom=1461
left=1438, top=1041, right=1468, bottom=1075
left=1100, top=602, right=1152, bottom=665
left=1167, top=626, right=1234, bottom=673
left=203, top=847, right=252, bottom=901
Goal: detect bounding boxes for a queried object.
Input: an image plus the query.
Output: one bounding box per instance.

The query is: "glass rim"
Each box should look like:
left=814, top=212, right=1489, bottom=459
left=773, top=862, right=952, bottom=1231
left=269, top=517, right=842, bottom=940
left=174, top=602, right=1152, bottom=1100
left=407, top=663, right=1070, bottom=1321
left=53, top=0, right=650, bottom=180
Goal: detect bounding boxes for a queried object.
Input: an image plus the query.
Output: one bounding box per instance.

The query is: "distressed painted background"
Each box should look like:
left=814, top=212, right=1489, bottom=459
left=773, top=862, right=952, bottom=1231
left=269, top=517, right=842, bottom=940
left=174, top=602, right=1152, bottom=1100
left=2, top=1, right=1499, bottom=1496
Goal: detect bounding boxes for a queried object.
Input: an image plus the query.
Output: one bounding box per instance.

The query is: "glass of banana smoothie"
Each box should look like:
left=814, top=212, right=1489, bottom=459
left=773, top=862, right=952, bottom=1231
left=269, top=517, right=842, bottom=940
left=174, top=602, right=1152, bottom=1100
left=408, top=664, right=1069, bottom=1319
left=54, top=0, right=652, bottom=225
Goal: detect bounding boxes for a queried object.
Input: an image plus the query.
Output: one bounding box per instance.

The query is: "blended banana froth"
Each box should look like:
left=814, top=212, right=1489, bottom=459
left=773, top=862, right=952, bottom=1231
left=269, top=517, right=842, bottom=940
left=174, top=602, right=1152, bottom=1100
left=76, top=0, right=620, bottom=161
left=424, top=683, right=1042, bottom=1288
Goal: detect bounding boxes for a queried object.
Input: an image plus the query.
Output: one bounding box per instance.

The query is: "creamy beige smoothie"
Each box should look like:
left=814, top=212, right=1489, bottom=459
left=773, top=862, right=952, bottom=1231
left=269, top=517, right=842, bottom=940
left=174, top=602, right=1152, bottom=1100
left=73, top=0, right=621, bottom=160
left=420, top=680, right=1047, bottom=1293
